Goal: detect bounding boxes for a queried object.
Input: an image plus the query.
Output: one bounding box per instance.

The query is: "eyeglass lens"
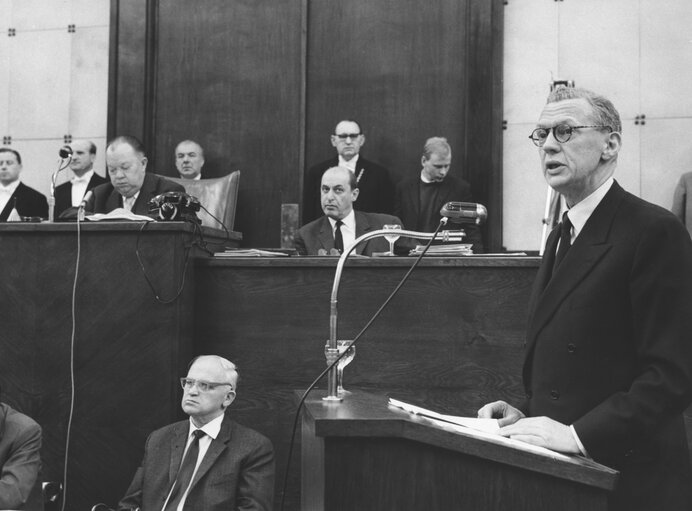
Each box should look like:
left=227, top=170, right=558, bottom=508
left=335, top=133, right=361, bottom=140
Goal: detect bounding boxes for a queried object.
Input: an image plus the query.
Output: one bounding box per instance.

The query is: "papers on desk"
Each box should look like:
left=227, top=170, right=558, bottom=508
left=87, top=208, right=154, bottom=222
left=408, top=243, right=474, bottom=256
left=388, top=397, right=572, bottom=461
left=214, top=248, right=289, bottom=257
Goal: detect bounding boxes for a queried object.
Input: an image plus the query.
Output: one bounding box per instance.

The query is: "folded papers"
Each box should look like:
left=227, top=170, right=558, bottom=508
left=408, top=243, right=474, bottom=256
left=86, top=208, right=154, bottom=222
left=214, top=249, right=289, bottom=257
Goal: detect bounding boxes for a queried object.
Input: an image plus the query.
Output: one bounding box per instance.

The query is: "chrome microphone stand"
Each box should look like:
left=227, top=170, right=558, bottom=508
left=48, top=154, right=72, bottom=222
left=323, top=224, right=466, bottom=401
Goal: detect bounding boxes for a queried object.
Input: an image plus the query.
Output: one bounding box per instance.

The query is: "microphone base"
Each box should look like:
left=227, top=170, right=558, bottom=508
left=322, top=394, right=343, bottom=402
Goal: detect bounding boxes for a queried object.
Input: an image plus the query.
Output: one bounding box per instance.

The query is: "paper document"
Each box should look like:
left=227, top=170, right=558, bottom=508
left=87, top=208, right=154, bottom=222
left=388, top=398, right=499, bottom=434
left=214, top=249, right=289, bottom=257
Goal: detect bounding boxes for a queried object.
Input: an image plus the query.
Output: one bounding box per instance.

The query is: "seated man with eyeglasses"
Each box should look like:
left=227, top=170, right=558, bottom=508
left=116, top=355, right=274, bottom=511
left=303, top=119, right=394, bottom=222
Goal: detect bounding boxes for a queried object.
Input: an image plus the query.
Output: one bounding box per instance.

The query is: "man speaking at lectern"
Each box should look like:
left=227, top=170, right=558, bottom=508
left=478, top=87, right=692, bottom=511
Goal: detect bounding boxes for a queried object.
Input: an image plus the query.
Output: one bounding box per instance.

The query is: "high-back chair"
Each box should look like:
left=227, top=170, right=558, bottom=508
left=168, top=170, right=240, bottom=230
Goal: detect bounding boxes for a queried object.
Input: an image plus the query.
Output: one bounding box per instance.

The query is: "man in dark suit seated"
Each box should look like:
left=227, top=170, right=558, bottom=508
left=0, top=385, right=42, bottom=510
left=394, top=137, right=483, bottom=252
left=175, top=140, right=205, bottom=180
left=295, top=166, right=403, bottom=256
left=86, top=135, right=184, bottom=216
left=117, top=355, right=275, bottom=511
left=303, top=119, right=394, bottom=222
left=0, top=147, right=48, bottom=221
left=54, top=139, right=109, bottom=219
left=478, top=87, right=692, bottom=511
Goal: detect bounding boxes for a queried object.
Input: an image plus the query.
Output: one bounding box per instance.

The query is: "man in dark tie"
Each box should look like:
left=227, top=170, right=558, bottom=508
left=117, top=355, right=275, bottom=511
left=294, top=166, right=402, bottom=256
left=303, top=119, right=394, bottom=223
left=478, top=87, right=692, bottom=511
left=53, top=139, right=108, bottom=218
left=86, top=136, right=184, bottom=216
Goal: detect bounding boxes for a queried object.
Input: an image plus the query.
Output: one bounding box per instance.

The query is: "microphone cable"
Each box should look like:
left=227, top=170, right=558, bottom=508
left=279, top=219, right=447, bottom=511
left=60, top=207, right=85, bottom=511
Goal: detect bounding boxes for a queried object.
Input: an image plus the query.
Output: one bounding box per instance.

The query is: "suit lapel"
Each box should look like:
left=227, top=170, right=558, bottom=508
left=525, top=183, right=624, bottom=354
left=317, top=216, right=335, bottom=252
left=106, top=188, right=122, bottom=212
left=189, top=417, right=231, bottom=490
left=168, top=423, right=189, bottom=485
left=355, top=210, right=375, bottom=255
left=133, top=174, right=155, bottom=215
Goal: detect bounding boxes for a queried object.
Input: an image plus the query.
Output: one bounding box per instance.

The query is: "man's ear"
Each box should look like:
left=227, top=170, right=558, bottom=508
left=601, top=131, right=622, bottom=162
left=141, top=156, right=148, bottom=170
left=330, top=135, right=338, bottom=149
left=351, top=187, right=360, bottom=203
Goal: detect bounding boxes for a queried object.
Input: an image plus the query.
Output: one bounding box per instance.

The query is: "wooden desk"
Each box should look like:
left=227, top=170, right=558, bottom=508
left=300, top=390, right=617, bottom=511
left=195, top=255, right=540, bottom=510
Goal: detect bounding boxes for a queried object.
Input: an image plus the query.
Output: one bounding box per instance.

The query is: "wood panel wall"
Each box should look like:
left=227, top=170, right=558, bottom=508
left=109, top=0, right=503, bottom=249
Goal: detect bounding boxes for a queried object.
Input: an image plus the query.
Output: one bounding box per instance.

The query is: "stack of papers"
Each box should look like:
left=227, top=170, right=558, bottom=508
left=87, top=208, right=154, bottom=222
left=214, top=249, right=289, bottom=257
left=408, top=243, right=473, bottom=256
left=388, top=398, right=499, bottom=434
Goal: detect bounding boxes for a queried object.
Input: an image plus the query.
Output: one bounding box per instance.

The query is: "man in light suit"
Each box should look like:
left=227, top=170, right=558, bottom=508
left=295, top=166, right=403, bottom=256
left=86, top=136, right=184, bottom=217
left=0, top=385, right=42, bottom=511
left=117, top=355, right=274, bottom=511
left=303, top=119, right=394, bottom=223
left=53, top=139, right=108, bottom=219
left=478, top=87, right=692, bottom=511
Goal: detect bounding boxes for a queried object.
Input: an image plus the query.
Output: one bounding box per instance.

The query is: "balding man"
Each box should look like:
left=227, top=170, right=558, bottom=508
left=86, top=135, right=184, bottom=216
left=295, top=166, right=402, bottom=256
left=175, top=140, right=205, bottom=180
left=117, top=355, right=275, bottom=511
left=54, top=139, right=108, bottom=219
left=0, top=147, right=48, bottom=221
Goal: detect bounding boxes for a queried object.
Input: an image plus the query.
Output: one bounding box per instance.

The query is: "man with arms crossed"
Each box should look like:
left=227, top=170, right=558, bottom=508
left=478, top=87, right=692, bottom=511
left=117, top=355, right=274, bottom=511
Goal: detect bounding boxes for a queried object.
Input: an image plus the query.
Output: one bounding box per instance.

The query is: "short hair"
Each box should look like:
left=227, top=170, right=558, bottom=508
left=547, top=87, right=622, bottom=134
left=188, top=355, right=240, bottom=389
left=107, top=135, right=147, bottom=157
left=88, top=141, right=97, bottom=155
left=334, top=119, right=363, bottom=135
left=322, top=166, right=357, bottom=190
left=422, top=137, right=451, bottom=160
left=175, top=139, right=204, bottom=158
left=0, top=147, right=21, bottom=165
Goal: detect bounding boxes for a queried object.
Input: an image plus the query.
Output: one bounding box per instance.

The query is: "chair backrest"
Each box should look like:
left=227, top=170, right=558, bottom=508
left=167, top=171, right=240, bottom=230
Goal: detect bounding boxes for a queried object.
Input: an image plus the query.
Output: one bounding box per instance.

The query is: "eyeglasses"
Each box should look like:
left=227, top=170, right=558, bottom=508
left=529, top=124, right=612, bottom=147
left=333, top=133, right=361, bottom=140
left=180, top=378, right=234, bottom=392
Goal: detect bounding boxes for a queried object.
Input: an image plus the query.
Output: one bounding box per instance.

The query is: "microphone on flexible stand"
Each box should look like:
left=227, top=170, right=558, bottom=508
left=48, top=145, right=73, bottom=222
left=77, top=190, right=93, bottom=222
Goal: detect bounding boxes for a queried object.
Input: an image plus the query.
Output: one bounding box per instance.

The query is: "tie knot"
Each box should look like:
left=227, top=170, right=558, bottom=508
left=192, top=429, right=205, bottom=441
left=335, top=220, right=343, bottom=228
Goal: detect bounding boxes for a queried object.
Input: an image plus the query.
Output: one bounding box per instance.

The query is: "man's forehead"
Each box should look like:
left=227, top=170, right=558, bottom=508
left=176, top=142, right=201, bottom=154
left=538, top=98, right=592, bottom=126
left=0, top=153, right=18, bottom=164
left=335, top=121, right=359, bottom=134
left=71, top=141, right=92, bottom=153
left=322, top=171, right=350, bottom=187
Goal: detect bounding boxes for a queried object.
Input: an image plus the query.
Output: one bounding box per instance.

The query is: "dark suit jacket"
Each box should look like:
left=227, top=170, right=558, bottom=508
left=523, top=181, right=692, bottom=511
left=118, top=414, right=274, bottom=511
left=53, top=172, right=109, bottom=218
left=394, top=174, right=484, bottom=252
left=294, top=210, right=403, bottom=256
left=303, top=155, right=394, bottom=223
left=0, top=182, right=48, bottom=221
left=86, top=173, right=185, bottom=217
left=0, top=403, right=42, bottom=511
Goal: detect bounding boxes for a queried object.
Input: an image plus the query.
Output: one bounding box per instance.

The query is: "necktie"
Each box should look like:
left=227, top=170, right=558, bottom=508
left=164, top=429, right=205, bottom=511
left=553, top=211, right=573, bottom=271
left=334, top=220, right=344, bottom=253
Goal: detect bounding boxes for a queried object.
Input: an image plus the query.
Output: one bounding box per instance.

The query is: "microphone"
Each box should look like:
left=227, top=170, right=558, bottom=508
left=440, top=202, right=488, bottom=225
left=79, top=190, right=93, bottom=210
left=59, top=145, right=73, bottom=158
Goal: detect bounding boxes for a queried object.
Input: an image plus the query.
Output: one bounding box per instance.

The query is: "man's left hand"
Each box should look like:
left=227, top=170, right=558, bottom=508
left=499, top=416, right=580, bottom=453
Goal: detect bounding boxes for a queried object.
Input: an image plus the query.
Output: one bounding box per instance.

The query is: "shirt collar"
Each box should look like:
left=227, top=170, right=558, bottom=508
left=72, top=170, right=94, bottom=184
left=565, top=177, right=614, bottom=241
left=328, top=208, right=356, bottom=231
left=0, top=180, right=20, bottom=193
left=188, top=412, right=224, bottom=440
left=338, top=154, right=359, bottom=171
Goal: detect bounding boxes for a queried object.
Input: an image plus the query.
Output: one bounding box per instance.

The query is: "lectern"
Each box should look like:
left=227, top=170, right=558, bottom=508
left=300, top=390, right=617, bottom=511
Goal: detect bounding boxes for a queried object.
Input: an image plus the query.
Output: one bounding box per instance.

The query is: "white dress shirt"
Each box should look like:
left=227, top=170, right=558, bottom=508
left=122, top=192, right=140, bottom=212
left=328, top=209, right=356, bottom=253
left=70, top=170, right=95, bottom=207
left=0, top=179, right=20, bottom=214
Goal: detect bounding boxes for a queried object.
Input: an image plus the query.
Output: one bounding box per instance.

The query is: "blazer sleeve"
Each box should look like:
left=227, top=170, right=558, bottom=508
left=293, top=228, right=308, bottom=255
left=0, top=420, right=41, bottom=509
left=235, top=435, right=275, bottom=511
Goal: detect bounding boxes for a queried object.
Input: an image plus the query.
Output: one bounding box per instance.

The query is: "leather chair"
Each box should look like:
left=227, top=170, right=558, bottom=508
left=167, top=171, right=240, bottom=230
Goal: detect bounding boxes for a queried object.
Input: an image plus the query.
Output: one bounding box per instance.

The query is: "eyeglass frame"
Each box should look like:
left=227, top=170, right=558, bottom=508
left=180, top=377, right=235, bottom=393
left=333, top=133, right=362, bottom=141
left=528, top=124, right=613, bottom=147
